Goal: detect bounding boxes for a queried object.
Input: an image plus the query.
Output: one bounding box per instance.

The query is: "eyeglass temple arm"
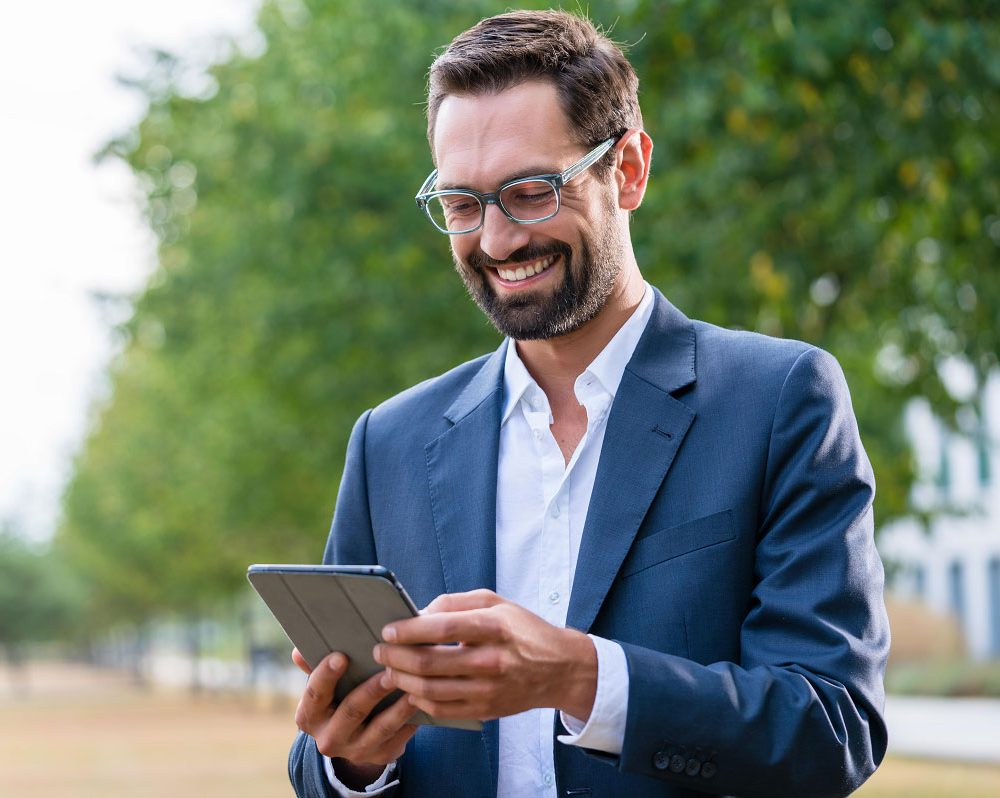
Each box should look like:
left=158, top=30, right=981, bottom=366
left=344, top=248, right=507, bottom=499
left=417, top=136, right=616, bottom=200
left=558, top=137, right=617, bottom=186
left=416, top=169, right=439, bottom=202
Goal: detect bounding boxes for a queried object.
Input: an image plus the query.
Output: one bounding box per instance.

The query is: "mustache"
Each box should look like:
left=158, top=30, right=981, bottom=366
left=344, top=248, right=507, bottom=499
left=465, top=242, right=571, bottom=271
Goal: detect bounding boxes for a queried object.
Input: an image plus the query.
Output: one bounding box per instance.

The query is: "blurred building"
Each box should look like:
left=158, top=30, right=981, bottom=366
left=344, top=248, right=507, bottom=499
left=879, top=370, right=1000, bottom=660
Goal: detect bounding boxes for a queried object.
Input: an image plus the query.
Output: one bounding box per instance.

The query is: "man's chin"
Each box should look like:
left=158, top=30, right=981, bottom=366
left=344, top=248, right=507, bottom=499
left=459, top=246, right=606, bottom=340
left=479, top=298, right=549, bottom=340
left=480, top=295, right=600, bottom=341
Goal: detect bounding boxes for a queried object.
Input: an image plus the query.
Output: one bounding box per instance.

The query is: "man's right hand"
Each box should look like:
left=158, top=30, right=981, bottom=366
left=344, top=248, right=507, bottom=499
left=292, top=648, right=418, bottom=789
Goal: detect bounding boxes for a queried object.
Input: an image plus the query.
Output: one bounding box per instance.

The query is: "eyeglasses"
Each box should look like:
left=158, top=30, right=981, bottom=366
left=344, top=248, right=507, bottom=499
left=414, top=137, right=618, bottom=235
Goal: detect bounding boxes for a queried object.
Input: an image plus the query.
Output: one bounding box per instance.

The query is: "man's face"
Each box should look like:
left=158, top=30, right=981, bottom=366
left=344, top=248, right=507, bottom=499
left=432, top=81, right=627, bottom=340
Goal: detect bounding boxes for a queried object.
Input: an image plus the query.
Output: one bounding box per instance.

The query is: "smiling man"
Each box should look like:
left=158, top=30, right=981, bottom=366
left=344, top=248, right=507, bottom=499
left=288, top=10, right=889, bottom=798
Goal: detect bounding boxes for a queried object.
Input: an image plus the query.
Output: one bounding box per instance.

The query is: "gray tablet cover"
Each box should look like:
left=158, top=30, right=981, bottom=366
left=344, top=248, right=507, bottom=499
left=248, top=566, right=480, bottom=731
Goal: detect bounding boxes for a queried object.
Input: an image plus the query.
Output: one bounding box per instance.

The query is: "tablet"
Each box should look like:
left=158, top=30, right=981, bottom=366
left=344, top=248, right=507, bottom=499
left=247, top=564, right=481, bottom=731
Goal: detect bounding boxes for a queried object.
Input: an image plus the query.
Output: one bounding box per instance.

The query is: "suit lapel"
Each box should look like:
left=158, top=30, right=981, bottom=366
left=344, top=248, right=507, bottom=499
left=567, top=291, right=697, bottom=633
left=422, top=292, right=697, bottom=786
left=424, top=341, right=506, bottom=792
left=425, top=342, right=506, bottom=596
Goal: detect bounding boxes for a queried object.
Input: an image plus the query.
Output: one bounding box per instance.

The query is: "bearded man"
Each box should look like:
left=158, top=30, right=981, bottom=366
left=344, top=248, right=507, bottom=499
left=289, top=10, right=889, bottom=798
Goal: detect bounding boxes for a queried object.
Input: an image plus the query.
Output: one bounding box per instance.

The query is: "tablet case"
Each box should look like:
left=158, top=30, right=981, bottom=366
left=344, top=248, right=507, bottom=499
left=247, top=565, right=481, bottom=731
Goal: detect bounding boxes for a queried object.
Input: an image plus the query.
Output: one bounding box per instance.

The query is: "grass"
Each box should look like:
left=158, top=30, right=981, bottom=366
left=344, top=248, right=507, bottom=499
left=2, top=661, right=999, bottom=797
left=856, top=756, right=1000, bottom=797
left=0, top=662, right=295, bottom=798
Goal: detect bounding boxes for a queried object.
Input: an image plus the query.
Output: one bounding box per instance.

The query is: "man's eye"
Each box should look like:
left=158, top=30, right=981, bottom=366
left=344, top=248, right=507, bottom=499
left=441, top=197, right=479, bottom=216
left=517, top=191, right=551, bottom=204
left=504, top=182, right=556, bottom=207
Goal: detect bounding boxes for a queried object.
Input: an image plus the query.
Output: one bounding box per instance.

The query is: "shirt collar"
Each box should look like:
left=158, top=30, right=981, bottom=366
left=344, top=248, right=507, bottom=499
left=583, top=282, right=654, bottom=399
left=501, top=337, right=537, bottom=425
left=501, top=282, right=654, bottom=425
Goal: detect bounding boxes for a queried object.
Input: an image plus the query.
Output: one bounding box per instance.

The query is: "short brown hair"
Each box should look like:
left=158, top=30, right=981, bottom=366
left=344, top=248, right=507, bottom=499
left=427, top=10, right=642, bottom=167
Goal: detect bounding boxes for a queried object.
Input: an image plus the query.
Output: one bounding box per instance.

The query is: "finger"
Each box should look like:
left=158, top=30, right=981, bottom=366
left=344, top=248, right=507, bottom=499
left=407, top=692, right=490, bottom=721
left=295, top=653, right=347, bottom=732
left=354, top=693, right=419, bottom=751
left=382, top=607, right=504, bottom=646
left=365, top=720, right=420, bottom=764
left=333, top=669, right=398, bottom=729
left=375, top=641, right=501, bottom=678
left=306, top=653, right=347, bottom=707
left=421, top=589, right=503, bottom=614
left=384, top=669, right=477, bottom=705
left=326, top=692, right=418, bottom=764
left=291, top=648, right=312, bottom=675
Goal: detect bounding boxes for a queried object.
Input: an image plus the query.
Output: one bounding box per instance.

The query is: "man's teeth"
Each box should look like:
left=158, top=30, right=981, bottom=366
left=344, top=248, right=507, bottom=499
left=497, top=255, right=556, bottom=282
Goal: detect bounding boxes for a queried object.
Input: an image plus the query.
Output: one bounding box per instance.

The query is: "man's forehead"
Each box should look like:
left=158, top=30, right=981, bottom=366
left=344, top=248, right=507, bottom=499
left=432, top=81, right=579, bottom=188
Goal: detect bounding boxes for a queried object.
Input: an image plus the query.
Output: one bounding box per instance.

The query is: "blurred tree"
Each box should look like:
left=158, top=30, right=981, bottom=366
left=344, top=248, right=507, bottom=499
left=626, top=0, right=1000, bottom=522
left=58, top=0, right=526, bottom=626
left=0, top=525, right=83, bottom=669
left=58, top=0, right=999, bottom=626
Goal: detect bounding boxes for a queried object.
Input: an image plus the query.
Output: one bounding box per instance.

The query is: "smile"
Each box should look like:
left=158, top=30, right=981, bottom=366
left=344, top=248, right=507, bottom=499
left=496, top=254, right=557, bottom=283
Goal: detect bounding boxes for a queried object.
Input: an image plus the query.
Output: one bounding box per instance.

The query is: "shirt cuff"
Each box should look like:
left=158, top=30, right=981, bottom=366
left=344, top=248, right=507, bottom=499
left=557, top=635, right=628, bottom=755
left=323, top=756, right=399, bottom=795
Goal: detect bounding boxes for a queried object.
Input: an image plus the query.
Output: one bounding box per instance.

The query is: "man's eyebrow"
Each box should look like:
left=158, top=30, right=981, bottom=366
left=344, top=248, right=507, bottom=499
left=436, top=165, right=558, bottom=192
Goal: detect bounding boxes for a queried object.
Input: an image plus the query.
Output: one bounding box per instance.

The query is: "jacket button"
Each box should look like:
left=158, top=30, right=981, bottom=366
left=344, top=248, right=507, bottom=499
left=652, top=750, right=670, bottom=770
left=669, top=754, right=686, bottom=773
left=685, top=758, right=701, bottom=776
left=701, top=761, right=718, bottom=779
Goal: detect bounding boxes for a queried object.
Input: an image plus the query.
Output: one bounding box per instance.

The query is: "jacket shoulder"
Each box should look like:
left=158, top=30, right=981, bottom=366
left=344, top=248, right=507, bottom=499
left=366, top=351, right=497, bottom=437
left=690, top=320, right=838, bottom=390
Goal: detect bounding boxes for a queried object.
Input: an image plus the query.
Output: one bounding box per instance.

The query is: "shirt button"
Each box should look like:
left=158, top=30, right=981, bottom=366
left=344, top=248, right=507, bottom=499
left=533, top=428, right=543, bottom=440
left=542, top=772, right=553, bottom=786
left=548, top=591, right=560, bottom=604
left=550, top=503, right=560, bottom=518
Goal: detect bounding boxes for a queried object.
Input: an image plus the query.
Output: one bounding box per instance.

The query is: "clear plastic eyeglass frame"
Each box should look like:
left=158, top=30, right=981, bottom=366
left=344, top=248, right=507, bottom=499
left=414, top=136, right=618, bottom=235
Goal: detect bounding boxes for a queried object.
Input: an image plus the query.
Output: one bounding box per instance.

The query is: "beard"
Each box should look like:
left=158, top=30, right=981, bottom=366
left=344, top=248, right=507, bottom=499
left=453, top=216, right=624, bottom=341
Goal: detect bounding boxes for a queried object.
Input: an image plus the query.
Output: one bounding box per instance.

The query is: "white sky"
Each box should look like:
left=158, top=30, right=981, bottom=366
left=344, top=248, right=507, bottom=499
left=0, top=0, right=259, bottom=541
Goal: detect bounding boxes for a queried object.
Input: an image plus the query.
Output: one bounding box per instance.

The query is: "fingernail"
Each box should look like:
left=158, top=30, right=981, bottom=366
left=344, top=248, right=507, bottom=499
left=382, top=625, right=397, bottom=642
left=380, top=671, right=392, bottom=689
left=329, top=653, right=346, bottom=671
left=372, top=645, right=382, bottom=664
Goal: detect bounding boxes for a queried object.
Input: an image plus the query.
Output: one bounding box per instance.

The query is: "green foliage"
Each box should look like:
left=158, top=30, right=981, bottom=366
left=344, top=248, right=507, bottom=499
left=58, top=0, right=1000, bottom=628
left=887, top=658, right=1000, bottom=698
left=0, top=527, right=83, bottom=654
left=625, top=0, right=1000, bottom=521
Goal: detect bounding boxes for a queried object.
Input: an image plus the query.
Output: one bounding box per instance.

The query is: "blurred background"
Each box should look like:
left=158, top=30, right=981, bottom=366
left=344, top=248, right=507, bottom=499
left=1, top=1, right=998, bottom=795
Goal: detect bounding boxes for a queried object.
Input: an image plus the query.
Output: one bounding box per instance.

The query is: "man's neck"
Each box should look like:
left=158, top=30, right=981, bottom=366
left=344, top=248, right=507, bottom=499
left=515, top=265, right=645, bottom=400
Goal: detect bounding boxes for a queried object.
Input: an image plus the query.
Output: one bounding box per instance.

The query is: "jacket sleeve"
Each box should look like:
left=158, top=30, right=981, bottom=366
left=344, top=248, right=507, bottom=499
left=289, top=733, right=338, bottom=798
left=288, top=410, right=401, bottom=798
left=615, top=347, right=890, bottom=798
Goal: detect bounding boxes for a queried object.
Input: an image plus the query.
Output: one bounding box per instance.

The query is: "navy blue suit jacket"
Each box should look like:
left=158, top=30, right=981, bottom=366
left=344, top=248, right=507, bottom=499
left=290, top=289, right=889, bottom=798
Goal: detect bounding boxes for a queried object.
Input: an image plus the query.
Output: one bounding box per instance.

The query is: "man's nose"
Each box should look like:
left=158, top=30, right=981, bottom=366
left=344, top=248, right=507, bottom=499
left=477, top=203, right=531, bottom=262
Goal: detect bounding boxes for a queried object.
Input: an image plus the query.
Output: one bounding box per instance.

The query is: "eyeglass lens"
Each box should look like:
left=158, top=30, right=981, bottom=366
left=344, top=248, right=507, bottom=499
left=427, top=180, right=558, bottom=233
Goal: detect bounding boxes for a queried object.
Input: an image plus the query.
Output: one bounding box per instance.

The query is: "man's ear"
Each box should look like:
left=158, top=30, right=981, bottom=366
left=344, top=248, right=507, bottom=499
left=615, top=129, right=653, bottom=212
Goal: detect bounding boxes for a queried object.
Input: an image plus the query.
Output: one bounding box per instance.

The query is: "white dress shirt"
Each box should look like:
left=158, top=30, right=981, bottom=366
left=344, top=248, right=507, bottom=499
left=326, top=284, right=654, bottom=796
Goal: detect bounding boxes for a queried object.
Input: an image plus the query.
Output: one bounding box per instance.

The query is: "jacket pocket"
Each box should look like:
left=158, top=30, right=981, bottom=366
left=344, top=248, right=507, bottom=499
left=621, top=509, right=735, bottom=578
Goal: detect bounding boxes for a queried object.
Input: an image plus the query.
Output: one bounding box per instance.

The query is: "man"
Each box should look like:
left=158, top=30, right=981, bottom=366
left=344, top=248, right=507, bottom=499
left=289, top=10, right=889, bottom=798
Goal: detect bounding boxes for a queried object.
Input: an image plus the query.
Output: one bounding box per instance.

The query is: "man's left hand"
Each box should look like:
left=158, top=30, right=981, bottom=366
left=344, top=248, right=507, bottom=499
left=373, top=589, right=597, bottom=722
